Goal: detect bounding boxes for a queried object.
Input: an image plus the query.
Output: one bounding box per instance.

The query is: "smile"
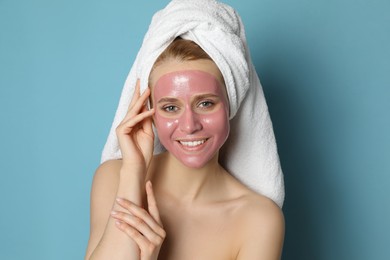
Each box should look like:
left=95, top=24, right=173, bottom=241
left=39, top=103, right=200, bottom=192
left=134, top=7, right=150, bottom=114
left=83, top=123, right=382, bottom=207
left=178, top=139, right=207, bottom=147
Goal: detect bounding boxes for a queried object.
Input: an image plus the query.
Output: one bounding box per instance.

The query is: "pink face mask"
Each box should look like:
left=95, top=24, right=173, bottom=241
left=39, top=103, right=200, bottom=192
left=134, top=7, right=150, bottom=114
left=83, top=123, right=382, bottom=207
left=152, top=70, right=230, bottom=168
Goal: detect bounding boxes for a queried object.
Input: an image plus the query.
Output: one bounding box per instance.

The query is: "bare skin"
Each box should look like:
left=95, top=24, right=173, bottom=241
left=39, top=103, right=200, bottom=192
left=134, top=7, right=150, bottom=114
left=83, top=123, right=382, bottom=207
left=85, top=60, right=284, bottom=260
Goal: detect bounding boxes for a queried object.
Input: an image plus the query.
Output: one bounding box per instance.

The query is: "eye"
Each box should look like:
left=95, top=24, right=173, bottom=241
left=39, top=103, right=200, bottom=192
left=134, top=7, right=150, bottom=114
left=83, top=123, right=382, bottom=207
left=162, top=105, right=179, bottom=112
left=198, top=100, right=214, bottom=108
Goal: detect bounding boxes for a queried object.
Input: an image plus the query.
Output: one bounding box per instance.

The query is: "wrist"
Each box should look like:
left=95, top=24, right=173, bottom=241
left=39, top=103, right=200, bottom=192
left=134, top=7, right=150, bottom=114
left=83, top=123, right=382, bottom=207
left=119, top=163, right=146, bottom=177
left=116, top=175, right=145, bottom=206
left=118, top=167, right=145, bottom=186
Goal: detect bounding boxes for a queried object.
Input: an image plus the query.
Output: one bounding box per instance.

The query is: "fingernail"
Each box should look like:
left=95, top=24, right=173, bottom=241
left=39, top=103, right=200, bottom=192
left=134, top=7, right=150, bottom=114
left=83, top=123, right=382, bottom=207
left=116, top=197, right=123, bottom=202
left=111, top=210, right=118, bottom=215
left=115, top=220, right=121, bottom=226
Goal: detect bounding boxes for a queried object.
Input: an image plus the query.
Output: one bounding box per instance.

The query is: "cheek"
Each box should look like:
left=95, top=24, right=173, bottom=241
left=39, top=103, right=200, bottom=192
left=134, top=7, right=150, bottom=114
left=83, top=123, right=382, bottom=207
left=201, top=108, right=230, bottom=138
left=154, top=113, right=178, bottom=137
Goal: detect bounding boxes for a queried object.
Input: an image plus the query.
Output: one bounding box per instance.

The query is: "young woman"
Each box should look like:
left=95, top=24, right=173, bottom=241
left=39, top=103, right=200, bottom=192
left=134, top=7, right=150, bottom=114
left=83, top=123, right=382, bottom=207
left=85, top=39, right=284, bottom=260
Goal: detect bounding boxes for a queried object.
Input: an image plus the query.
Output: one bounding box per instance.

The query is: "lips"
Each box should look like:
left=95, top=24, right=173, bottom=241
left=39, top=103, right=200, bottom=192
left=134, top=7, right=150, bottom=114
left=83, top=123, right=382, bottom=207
left=176, top=138, right=209, bottom=150
left=179, top=139, right=207, bottom=147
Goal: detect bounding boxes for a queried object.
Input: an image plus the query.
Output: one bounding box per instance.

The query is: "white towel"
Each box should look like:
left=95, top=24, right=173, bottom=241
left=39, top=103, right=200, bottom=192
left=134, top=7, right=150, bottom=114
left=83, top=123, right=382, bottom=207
left=101, top=0, right=285, bottom=208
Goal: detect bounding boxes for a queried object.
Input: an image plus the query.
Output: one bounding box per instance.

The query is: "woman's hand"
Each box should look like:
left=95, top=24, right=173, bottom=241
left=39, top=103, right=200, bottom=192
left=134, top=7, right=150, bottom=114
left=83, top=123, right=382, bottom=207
left=111, top=181, right=166, bottom=260
left=116, top=80, right=155, bottom=169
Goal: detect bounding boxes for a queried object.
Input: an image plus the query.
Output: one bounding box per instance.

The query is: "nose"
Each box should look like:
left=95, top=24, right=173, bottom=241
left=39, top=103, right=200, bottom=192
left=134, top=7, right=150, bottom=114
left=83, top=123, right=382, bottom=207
left=179, top=107, right=202, bottom=134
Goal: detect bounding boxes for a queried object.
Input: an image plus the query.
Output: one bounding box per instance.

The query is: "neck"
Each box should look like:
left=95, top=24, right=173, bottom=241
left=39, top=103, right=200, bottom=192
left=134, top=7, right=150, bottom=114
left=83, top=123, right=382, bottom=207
left=151, top=152, right=224, bottom=204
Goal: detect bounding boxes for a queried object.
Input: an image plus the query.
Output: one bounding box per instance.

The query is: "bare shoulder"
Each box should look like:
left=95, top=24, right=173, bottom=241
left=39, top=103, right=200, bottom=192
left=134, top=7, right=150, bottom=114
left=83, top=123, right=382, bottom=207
left=223, top=172, right=284, bottom=234
left=239, top=192, right=284, bottom=227
left=233, top=191, right=285, bottom=259
left=94, top=159, right=122, bottom=180
left=224, top=173, right=284, bottom=228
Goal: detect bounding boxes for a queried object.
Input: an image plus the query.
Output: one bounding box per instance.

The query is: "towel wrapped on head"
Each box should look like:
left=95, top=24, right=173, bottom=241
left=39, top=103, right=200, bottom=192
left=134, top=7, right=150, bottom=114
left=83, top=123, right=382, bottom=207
left=101, top=0, right=285, bottom=208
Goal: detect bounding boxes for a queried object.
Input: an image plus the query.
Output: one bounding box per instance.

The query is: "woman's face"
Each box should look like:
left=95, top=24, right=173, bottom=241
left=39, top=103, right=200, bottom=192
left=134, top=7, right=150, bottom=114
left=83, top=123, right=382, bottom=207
left=149, top=59, right=230, bottom=168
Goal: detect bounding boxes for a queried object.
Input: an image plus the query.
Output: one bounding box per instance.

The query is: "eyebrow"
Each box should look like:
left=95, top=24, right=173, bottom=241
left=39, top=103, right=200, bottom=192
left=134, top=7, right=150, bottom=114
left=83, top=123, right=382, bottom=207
left=157, top=94, right=220, bottom=104
left=194, top=94, right=220, bottom=100
left=157, top=97, right=179, bottom=104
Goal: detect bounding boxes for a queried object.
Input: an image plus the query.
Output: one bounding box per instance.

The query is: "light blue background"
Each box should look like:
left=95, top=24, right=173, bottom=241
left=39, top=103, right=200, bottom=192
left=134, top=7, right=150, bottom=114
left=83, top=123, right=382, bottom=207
left=1, top=0, right=389, bottom=259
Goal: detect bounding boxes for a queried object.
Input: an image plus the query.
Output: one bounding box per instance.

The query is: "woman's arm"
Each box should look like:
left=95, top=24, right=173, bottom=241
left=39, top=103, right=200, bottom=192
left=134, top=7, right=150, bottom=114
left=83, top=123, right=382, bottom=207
left=85, top=82, right=158, bottom=259
left=111, top=181, right=166, bottom=260
left=85, top=161, right=145, bottom=260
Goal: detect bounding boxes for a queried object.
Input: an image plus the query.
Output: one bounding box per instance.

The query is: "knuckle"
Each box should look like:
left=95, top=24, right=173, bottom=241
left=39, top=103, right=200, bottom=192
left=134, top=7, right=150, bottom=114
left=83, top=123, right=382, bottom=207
left=121, top=200, right=131, bottom=208
left=127, top=227, right=138, bottom=237
left=133, top=217, right=144, bottom=226
left=147, top=243, right=157, bottom=252
left=139, top=208, right=149, bottom=217
left=153, top=236, right=163, bottom=245
left=121, top=223, right=130, bottom=232
left=114, top=211, right=124, bottom=218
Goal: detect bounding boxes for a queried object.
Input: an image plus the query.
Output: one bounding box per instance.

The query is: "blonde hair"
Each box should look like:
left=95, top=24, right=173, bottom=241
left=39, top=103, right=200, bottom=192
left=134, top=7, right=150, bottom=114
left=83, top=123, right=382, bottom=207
left=152, top=38, right=212, bottom=70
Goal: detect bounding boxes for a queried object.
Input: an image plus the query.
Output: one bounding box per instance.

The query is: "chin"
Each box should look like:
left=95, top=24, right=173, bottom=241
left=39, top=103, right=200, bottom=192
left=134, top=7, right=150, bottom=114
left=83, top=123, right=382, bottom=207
left=176, top=153, right=217, bottom=169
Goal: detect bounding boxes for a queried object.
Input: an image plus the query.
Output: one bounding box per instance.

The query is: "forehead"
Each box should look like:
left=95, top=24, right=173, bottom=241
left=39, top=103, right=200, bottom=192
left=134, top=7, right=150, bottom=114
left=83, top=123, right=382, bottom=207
left=153, top=70, right=224, bottom=99
left=149, top=59, right=224, bottom=89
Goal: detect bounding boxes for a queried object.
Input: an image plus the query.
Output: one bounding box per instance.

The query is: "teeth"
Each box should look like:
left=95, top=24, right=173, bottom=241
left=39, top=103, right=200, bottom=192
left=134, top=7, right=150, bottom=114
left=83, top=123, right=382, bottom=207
left=179, top=139, right=206, bottom=147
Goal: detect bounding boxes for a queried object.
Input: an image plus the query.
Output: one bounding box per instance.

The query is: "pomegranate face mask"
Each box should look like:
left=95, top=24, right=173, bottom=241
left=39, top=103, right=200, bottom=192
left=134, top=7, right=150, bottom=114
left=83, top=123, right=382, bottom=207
left=153, top=70, right=230, bottom=168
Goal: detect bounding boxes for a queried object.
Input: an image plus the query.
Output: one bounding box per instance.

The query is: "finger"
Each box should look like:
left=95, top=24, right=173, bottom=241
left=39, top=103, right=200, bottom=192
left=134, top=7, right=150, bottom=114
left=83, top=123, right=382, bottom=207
left=114, top=220, right=151, bottom=252
left=122, top=88, right=152, bottom=122
left=111, top=211, right=165, bottom=246
left=128, top=79, right=141, bottom=112
left=141, top=105, right=154, bottom=138
left=117, top=108, right=155, bottom=135
left=115, top=198, right=165, bottom=238
left=146, top=181, right=163, bottom=225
